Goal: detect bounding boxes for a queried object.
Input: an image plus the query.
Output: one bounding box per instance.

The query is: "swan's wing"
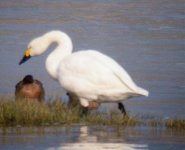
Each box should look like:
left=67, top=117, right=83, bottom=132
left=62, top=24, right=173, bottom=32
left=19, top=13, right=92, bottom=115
left=85, top=50, right=138, bottom=91
left=85, top=50, right=148, bottom=96
left=59, top=50, right=148, bottom=96
left=59, top=52, right=123, bottom=91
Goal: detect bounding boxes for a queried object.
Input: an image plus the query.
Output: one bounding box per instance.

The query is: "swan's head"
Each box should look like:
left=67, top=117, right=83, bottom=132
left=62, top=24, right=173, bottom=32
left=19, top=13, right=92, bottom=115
left=19, top=30, right=72, bottom=65
left=19, top=35, right=50, bottom=65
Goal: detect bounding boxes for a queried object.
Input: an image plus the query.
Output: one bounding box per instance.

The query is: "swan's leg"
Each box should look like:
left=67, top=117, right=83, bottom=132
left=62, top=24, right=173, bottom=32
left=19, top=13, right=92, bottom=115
left=118, top=102, right=127, bottom=116
left=80, top=98, right=89, bottom=117
left=67, top=92, right=80, bottom=108
left=66, top=93, right=89, bottom=116
left=80, top=107, right=89, bottom=117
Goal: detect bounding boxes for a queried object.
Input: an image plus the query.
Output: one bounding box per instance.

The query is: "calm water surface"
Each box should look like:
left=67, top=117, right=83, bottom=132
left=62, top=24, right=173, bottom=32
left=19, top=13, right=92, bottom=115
left=0, top=125, right=185, bottom=150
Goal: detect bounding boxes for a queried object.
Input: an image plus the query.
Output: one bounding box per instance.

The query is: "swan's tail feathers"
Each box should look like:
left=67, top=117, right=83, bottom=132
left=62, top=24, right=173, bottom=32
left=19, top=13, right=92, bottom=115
left=137, top=87, right=149, bottom=97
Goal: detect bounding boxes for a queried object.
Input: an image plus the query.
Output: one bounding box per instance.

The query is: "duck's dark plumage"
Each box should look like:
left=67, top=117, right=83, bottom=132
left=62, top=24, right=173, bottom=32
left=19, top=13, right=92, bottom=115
left=15, top=75, right=45, bottom=102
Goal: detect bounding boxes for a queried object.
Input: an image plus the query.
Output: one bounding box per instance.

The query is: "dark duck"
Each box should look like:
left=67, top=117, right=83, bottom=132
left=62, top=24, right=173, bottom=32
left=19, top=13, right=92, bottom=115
left=15, top=75, right=45, bottom=102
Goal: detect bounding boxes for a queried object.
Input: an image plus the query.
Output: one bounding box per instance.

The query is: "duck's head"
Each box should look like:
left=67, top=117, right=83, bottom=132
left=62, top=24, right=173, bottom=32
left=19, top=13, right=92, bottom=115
left=23, top=75, right=34, bottom=84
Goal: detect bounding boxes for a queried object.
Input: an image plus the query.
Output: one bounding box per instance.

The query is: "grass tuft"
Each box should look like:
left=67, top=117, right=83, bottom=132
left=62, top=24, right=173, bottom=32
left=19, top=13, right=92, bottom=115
left=165, top=119, right=185, bottom=130
left=0, top=98, right=185, bottom=130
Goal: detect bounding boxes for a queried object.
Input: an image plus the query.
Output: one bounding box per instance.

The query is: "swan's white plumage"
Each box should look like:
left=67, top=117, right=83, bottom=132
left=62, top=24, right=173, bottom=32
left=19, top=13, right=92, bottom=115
left=24, top=30, right=149, bottom=107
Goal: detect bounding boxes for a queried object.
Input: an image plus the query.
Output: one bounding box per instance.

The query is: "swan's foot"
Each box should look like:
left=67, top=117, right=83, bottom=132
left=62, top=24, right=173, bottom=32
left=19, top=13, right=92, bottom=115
left=118, top=102, right=127, bottom=117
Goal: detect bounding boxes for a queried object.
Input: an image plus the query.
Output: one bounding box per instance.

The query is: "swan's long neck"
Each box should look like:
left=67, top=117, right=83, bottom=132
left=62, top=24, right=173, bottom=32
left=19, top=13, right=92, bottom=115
left=43, top=31, right=73, bottom=80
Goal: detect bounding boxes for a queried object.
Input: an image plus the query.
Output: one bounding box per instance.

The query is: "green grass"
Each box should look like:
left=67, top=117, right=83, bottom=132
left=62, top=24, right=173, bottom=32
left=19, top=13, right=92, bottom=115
left=0, top=98, right=185, bottom=130
left=0, top=99, right=79, bottom=126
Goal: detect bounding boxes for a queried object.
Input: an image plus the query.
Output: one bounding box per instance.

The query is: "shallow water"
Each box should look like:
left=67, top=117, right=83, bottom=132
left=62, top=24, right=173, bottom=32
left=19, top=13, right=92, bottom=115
left=0, top=125, right=185, bottom=150
left=0, top=0, right=185, bottom=117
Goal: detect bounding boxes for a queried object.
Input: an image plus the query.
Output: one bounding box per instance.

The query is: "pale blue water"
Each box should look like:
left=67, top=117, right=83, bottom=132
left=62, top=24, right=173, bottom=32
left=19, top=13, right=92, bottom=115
left=0, top=125, right=185, bottom=150
left=0, top=0, right=185, bottom=149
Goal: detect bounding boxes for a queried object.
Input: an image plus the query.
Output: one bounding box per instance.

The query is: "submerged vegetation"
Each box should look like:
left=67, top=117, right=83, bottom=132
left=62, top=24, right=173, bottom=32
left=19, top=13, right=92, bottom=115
left=0, top=98, right=185, bottom=130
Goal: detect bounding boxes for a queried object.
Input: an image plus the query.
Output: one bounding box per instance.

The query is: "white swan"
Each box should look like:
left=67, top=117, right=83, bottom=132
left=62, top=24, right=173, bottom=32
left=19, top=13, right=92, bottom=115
left=19, top=30, right=149, bottom=115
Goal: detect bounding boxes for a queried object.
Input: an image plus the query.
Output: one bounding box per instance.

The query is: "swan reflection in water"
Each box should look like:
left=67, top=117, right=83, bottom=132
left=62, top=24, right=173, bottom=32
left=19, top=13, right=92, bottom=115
left=47, top=126, right=148, bottom=150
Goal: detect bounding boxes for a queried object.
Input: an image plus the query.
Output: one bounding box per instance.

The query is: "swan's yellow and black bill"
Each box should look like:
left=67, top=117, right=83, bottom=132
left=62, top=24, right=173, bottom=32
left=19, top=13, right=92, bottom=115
left=19, top=48, right=31, bottom=65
